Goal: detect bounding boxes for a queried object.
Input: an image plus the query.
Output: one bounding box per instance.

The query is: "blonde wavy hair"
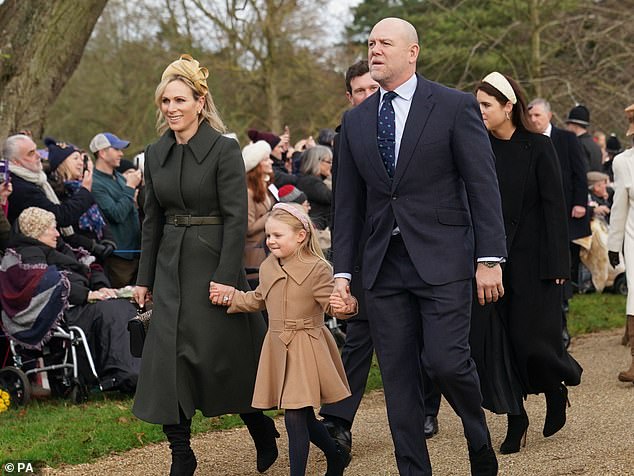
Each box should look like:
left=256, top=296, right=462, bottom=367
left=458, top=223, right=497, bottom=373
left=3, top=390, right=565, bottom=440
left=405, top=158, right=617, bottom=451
left=267, top=206, right=331, bottom=268
left=154, top=75, right=227, bottom=135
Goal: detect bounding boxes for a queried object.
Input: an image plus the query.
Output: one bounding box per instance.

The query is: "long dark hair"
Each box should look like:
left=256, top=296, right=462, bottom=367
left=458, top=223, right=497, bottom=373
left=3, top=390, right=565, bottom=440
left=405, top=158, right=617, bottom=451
left=475, top=75, right=536, bottom=133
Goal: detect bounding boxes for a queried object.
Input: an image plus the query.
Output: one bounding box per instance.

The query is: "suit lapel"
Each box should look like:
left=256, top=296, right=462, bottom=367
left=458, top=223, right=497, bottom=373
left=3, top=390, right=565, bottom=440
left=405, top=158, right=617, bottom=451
left=358, top=92, right=392, bottom=185
left=392, top=76, right=434, bottom=189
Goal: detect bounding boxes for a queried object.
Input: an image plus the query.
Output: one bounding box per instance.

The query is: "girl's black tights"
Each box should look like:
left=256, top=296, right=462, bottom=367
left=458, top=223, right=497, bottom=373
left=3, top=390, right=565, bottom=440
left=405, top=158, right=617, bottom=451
left=284, top=406, right=338, bottom=476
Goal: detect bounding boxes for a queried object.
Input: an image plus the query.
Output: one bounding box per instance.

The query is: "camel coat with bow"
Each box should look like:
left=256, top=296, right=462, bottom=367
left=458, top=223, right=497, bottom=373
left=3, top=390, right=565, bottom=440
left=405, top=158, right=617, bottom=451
left=229, top=253, right=351, bottom=409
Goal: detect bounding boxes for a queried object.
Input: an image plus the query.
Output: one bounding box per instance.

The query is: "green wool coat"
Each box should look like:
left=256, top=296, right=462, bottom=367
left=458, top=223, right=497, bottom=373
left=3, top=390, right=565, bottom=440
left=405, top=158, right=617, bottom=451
left=132, top=122, right=266, bottom=425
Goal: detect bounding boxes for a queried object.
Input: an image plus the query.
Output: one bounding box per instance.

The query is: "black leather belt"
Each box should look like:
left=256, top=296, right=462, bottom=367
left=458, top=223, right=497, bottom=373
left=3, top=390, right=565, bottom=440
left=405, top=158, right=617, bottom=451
left=166, top=215, right=223, bottom=227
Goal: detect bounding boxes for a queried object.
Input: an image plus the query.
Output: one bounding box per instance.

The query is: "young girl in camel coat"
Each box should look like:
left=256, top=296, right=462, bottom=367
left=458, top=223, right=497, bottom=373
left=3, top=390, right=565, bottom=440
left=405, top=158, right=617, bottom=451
left=210, top=203, right=356, bottom=476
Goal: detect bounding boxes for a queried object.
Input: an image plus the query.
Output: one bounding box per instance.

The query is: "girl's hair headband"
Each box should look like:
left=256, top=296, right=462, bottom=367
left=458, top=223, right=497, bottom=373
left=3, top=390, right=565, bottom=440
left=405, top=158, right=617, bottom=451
left=272, top=203, right=310, bottom=232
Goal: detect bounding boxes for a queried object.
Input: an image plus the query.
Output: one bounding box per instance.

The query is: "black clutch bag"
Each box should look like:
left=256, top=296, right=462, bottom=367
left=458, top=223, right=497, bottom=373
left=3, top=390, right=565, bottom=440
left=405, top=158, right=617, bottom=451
left=128, top=307, right=152, bottom=358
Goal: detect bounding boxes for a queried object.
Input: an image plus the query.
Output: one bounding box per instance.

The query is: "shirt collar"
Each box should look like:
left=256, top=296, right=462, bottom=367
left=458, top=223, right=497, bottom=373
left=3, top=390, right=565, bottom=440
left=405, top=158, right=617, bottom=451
left=543, top=122, right=553, bottom=137
left=379, top=73, right=417, bottom=103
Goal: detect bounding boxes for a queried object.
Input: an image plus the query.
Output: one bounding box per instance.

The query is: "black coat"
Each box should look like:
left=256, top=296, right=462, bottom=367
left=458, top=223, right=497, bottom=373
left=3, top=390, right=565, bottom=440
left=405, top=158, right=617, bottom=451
left=296, top=173, right=332, bottom=230
left=471, top=129, right=582, bottom=404
left=550, top=125, right=591, bottom=240
left=8, top=175, right=94, bottom=227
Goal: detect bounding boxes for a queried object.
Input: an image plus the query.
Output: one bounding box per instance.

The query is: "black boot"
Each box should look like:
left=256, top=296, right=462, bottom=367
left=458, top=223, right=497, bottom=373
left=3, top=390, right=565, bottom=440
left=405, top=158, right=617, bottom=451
left=499, top=408, right=529, bottom=454
left=241, top=412, right=280, bottom=473
left=163, top=414, right=197, bottom=476
left=543, top=385, right=570, bottom=437
left=468, top=433, right=498, bottom=476
left=325, top=440, right=352, bottom=476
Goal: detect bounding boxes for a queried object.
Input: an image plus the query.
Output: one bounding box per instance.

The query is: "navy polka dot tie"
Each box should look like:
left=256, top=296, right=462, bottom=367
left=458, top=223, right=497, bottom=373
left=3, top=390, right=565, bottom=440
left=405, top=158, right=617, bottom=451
left=378, top=91, right=398, bottom=178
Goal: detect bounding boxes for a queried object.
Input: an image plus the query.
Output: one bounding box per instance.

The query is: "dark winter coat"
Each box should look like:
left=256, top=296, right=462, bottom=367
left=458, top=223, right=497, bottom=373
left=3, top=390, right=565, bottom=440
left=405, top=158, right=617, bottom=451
left=296, top=173, right=332, bottom=230
left=471, top=129, right=582, bottom=403
left=7, top=175, right=94, bottom=226
left=550, top=125, right=591, bottom=240
left=132, top=122, right=266, bottom=425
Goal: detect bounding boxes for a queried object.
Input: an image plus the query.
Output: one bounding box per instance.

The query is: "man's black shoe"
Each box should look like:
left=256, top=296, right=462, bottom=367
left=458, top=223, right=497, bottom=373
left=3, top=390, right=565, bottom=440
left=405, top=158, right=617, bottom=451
left=322, top=419, right=352, bottom=455
left=424, top=415, right=439, bottom=439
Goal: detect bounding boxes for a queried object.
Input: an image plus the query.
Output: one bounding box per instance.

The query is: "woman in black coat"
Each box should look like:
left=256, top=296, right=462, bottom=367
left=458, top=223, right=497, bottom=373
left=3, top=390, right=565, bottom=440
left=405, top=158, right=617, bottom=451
left=132, top=55, right=275, bottom=476
left=9, top=207, right=139, bottom=392
left=472, top=73, right=582, bottom=454
left=296, top=145, right=333, bottom=230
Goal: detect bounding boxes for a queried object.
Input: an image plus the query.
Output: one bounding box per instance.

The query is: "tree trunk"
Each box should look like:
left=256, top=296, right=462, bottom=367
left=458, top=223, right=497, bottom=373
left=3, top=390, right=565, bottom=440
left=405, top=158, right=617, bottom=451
left=0, top=0, right=108, bottom=141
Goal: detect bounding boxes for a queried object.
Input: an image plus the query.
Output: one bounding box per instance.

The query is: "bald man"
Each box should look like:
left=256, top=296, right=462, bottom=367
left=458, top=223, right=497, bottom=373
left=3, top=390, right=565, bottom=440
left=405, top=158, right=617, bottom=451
left=332, top=18, right=505, bottom=475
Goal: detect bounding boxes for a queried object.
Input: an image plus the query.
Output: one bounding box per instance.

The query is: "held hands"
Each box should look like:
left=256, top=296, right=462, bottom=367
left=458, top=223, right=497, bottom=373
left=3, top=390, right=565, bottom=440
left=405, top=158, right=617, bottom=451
left=330, top=278, right=357, bottom=318
left=329, top=292, right=357, bottom=318
left=475, top=263, right=504, bottom=306
left=609, top=251, right=620, bottom=268
left=209, top=281, right=236, bottom=306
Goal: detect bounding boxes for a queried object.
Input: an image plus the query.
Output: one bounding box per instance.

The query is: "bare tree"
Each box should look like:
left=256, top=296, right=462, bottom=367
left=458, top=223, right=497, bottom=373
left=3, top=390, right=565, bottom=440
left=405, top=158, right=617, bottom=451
left=0, top=0, right=108, bottom=141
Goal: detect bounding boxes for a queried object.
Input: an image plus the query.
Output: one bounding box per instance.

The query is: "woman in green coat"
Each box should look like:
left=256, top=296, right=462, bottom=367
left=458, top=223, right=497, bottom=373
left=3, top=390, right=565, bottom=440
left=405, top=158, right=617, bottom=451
left=133, top=55, right=278, bottom=476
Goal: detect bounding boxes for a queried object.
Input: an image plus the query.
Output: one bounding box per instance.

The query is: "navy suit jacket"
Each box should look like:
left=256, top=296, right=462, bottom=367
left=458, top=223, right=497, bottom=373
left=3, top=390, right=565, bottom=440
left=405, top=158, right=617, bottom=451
left=549, top=125, right=591, bottom=240
left=333, top=75, right=507, bottom=288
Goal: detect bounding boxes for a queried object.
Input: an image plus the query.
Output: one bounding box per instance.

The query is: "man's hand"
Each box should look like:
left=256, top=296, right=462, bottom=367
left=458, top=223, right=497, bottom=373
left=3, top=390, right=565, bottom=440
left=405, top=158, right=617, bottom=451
left=332, top=277, right=353, bottom=305
left=125, top=169, right=143, bottom=189
left=571, top=205, right=586, bottom=218
left=475, top=263, right=504, bottom=306
left=609, top=251, right=620, bottom=268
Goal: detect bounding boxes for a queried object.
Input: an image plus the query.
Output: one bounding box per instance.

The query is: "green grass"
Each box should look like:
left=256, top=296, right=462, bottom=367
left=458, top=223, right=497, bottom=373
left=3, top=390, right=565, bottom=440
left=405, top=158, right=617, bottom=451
left=567, top=292, right=626, bottom=335
left=0, top=292, right=625, bottom=467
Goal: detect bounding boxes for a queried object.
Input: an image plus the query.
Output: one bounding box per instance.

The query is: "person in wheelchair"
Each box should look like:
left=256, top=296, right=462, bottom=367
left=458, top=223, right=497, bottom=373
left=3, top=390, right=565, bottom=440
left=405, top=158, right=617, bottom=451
left=6, top=207, right=139, bottom=393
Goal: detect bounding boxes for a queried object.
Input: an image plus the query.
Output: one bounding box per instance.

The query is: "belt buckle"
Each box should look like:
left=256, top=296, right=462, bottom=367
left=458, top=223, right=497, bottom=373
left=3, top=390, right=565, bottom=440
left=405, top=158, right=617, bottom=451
left=174, top=215, right=191, bottom=227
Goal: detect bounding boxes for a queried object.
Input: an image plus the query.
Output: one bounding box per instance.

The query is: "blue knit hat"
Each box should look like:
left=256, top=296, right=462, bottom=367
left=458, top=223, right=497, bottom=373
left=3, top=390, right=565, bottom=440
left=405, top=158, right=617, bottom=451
left=44, top=137, right=78, bottom=173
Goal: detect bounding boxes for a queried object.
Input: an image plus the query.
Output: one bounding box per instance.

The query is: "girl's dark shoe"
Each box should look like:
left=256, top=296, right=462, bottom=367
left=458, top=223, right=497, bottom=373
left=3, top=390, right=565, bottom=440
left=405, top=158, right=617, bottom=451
left=499, top=410, right=529, bottom=454
left=543, top=385, right=570, bottom=437
left=325, top=441, right=352, bottom=476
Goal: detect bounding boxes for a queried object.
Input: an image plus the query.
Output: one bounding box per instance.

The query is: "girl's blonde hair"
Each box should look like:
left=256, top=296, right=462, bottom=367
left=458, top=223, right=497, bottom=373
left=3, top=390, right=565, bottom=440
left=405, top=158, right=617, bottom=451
left=154, top=75, right=227, bottom=135
left=267, top=205, right=331, bottom=268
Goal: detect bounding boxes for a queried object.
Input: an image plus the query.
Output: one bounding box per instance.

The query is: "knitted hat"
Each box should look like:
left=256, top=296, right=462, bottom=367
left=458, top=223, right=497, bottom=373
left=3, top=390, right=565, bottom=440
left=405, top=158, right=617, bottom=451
left=587, top=171, right=609, bottom=188
left=18, top=207, right=56, bottom=240
left=278, top=184, right=308, bottom=205
left=44, top=137, right=78, bottom=173
left=247, top=128, right=281, bottom=150
left=242, top=140, right=271, bottom=173
left=565, top=105, right=590, bottom=127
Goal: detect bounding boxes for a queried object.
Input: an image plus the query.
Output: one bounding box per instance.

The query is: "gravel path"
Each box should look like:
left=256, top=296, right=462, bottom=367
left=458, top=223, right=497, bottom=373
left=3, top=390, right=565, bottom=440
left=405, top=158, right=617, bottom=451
left=50, top=329, right=634, bottom=475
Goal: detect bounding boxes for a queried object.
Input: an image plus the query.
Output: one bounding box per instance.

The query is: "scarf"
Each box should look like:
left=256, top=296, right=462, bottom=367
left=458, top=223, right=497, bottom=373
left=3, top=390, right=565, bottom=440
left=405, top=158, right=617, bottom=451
left=10, top=164, right=75, bottom=237
left=0, top=249, right=69, bottom=349
left=64, top=181, right=106, bottom=239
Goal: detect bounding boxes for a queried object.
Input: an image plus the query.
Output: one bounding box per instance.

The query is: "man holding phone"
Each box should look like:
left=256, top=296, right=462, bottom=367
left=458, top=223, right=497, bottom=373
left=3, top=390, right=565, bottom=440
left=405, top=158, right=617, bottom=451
left=90, top=132, right=141, bottom=288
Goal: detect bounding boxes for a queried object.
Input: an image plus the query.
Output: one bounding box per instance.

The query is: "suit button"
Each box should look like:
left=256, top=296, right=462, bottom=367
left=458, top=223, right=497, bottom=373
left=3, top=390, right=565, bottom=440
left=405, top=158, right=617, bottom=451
left=392, top=195, right=398, bottom=200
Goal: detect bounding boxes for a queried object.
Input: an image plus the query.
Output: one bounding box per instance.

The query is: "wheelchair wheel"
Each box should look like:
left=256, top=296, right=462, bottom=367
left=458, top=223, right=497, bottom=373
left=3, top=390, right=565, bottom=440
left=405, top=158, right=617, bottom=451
left=69, top=380, right=88, bottom=404
left=614, top=274, right=628, bottom=296
left=0, top=366, right=31, bottom=406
